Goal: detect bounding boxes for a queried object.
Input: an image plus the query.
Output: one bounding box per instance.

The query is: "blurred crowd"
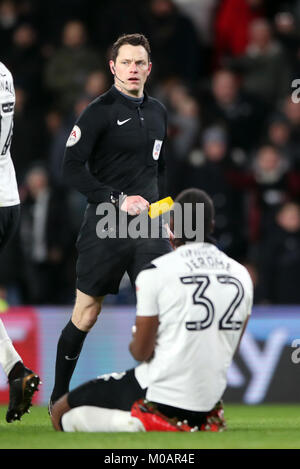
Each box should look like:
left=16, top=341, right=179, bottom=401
left=1, top=0, right=300, bottom=306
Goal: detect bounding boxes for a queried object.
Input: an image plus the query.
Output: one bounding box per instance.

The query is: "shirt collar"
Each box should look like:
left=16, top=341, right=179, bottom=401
left=110, top=85, right=148, bottom=108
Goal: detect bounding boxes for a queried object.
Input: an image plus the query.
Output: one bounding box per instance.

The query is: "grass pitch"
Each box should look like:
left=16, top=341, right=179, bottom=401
left=0, top=404, right=299, bottom=449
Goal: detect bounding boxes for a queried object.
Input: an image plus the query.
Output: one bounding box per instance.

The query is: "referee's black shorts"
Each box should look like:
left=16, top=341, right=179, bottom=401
left=75, top=203, right=172, bottom=297
left=0, top=204, right=20, bottom=254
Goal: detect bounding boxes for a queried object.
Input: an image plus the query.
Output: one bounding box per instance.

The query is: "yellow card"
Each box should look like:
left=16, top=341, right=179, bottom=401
left=148, top=196, right=174, bottom=219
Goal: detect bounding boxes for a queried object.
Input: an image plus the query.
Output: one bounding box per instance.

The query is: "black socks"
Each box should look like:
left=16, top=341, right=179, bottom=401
left=51, top=320, right=87, bottom=403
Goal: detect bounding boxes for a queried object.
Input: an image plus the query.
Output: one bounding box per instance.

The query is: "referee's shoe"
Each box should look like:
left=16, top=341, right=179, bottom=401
left=6, top=366, right=40, bottom=423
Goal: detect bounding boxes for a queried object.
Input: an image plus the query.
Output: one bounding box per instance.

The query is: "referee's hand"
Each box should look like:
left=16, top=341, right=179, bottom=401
left=120, top=195, right=149, bottom=216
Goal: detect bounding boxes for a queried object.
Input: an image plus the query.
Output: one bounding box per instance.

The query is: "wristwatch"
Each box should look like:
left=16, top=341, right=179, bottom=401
left=110, top=191, right=126, bottom=207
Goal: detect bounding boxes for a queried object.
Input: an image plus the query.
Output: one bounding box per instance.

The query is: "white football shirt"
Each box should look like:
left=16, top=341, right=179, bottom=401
left=134, top=242, right=253, bottom=412
left=0, top=62, right=19, bottom=207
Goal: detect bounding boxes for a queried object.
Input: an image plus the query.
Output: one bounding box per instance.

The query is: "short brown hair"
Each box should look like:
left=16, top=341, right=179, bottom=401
left=111, top=33, right=151, bottom=63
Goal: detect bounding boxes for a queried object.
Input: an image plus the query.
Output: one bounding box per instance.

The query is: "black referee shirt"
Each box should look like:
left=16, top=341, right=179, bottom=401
left=63, top=86, right=168, bottom=204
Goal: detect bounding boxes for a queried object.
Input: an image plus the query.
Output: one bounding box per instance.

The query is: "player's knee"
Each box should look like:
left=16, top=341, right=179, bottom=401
left=51, top=395, right=70, bottom=431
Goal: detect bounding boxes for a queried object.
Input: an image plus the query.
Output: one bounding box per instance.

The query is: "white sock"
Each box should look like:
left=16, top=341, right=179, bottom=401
left=61, top=406, right=145, bottom=432
left=0, top=319, right=22, bottom=376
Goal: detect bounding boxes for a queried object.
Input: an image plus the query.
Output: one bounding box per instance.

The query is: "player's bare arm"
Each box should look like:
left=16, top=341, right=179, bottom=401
left=51, top=394, right=71, bottom=431
left=129, top=315, right=159, bottom=361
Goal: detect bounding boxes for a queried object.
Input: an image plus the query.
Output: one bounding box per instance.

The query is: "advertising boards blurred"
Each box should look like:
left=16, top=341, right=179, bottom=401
left=0, top=305, right=299, bottom=405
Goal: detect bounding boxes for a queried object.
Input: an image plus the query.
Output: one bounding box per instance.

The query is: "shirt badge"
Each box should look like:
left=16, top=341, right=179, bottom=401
left=153, top=139, right=162, bottom=160
left=66, top=125, right=81, bottom=147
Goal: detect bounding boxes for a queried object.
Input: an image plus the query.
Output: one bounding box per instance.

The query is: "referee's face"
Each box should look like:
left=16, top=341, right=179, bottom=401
left=110, top=44, right=152, bottom=98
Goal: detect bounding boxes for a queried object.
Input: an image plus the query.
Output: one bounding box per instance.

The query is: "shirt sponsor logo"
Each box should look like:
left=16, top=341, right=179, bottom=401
left=153, top=139, right=162, bottom=160
left=2, top=102, right=14, bottom=113
left=0, top=79, right=13, bottom=93
left=66, top=125, right=81, bottom=147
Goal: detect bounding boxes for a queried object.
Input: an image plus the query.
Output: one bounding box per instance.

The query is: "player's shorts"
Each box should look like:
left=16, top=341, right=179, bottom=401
left=75, top=203, right=173, bottom=297
left=0, top=205, right=20, bottom=254
left=67, top=368, right=209, bottom=427
left=68, top=368, right=146, bottom=411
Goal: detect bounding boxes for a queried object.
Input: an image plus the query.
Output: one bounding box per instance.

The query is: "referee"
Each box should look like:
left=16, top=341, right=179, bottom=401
left=50, top=33, right=173, bottom=407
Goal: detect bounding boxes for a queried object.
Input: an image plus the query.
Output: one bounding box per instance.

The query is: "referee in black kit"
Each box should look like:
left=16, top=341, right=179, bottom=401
left=50, top=33, right=173, bottom=407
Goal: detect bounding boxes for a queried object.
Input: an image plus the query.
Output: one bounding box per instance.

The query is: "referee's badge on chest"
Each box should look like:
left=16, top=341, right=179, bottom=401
left=153, top=139, right=163, bottom=160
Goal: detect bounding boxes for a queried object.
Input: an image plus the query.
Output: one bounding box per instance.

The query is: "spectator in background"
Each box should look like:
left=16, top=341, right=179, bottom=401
left=171, top=0, right=219, bottom=75
left=44, top=108, right=68, bottom=187
left=172, top=0, right=219, bottom=46
left=87, top=0, right=144, bottom=56
left=273, top=10, right=300, bottom=81
left=32, top=0, right=89, bottom=51
left=265, top=114, right=299, bottom=167
left=213, top=0, right=264, bottom=67
left=167, top=83, right=200, bottom=160
left=155, top=80, right=200, bottom=197
left=242, top=257, right=265, bottom=304
left=202, top=68, right=268, bottom=154
left=46, top=95, right=91, bottom=187
left=84, top=69, right=109, bottom=101
left=258, top=201, right=300, bottom=304
left=19, top=165, right=73, bottom=304
left=0, top=0, right=20, bottom=56
left=249, top=145, right=291, bottom=241
left=5, top=22, right=44, bottom=106
left=10, top=86, right=46, bottom=184
left=227, top=18, right=291, bottom=105
left=282, top=96, right=300, bottom=158
left=44, top=20, right=101, bottom=113
left=182, top=126, right=247, bottom=259
left=141, top=0, right=202, bottom=86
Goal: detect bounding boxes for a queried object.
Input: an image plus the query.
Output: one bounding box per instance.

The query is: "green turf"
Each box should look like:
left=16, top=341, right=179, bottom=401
left=0, top=404, right=299, bottom=449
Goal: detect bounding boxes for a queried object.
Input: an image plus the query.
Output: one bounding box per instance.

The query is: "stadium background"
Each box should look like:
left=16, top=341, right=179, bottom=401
left=0, top=0, right=300, bottom=405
